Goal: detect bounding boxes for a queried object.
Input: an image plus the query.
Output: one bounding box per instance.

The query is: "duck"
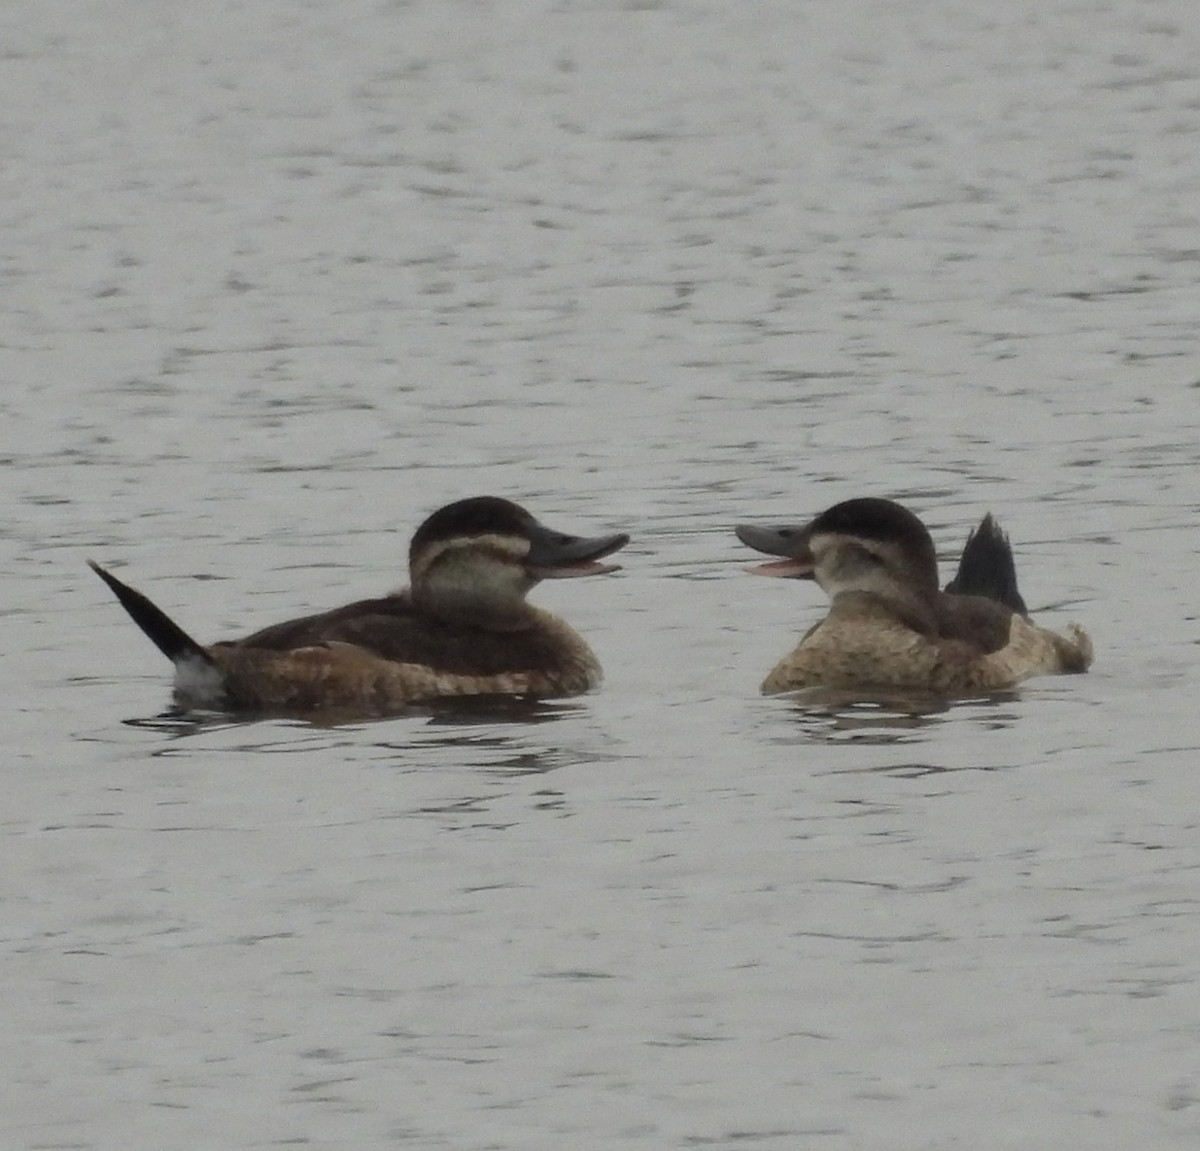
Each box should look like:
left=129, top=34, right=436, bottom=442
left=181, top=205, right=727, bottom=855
left=90, top=496, right=629, bottom=715
left=735, top=497, right=1092, bottom=695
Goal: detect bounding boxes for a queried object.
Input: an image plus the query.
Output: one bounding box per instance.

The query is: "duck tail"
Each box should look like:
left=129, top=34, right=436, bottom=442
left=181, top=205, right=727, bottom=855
left=944, top=513, right=1029, bottom=616
left=88, top=560, right=214, bottom=667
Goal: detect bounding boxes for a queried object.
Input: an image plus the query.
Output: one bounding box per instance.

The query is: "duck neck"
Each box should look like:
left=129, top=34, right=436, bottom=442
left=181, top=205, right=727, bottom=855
left=412, top=557, right=537, bottom=632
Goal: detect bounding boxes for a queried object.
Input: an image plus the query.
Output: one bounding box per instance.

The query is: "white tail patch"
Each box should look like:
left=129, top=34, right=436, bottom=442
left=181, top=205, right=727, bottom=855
left=172, top=653, right=225, bottom=708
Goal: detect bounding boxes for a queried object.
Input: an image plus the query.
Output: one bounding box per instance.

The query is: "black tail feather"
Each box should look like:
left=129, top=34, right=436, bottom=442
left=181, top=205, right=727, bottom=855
left=944, top=513, right=1029, bottom=616
left=88, top=561, right=214, bottom=666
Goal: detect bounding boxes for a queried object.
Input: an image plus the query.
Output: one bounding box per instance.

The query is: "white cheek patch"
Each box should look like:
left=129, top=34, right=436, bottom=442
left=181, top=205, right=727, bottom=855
left=411, top=534, right=529, bottom=582
left=812, top=535, right=896, bottom=597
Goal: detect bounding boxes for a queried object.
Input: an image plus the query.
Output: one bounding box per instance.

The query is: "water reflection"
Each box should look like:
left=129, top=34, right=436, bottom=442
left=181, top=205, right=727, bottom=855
left=772, top=688, right=1021, bottom=745
left=119, top=693, right=581, bottom=736
left=117, top=695, right=605, bottom=835
left=123, top=710, right=247, bottom=740
left=112, top=692, right=615, bottom=807
left=422, top=695, right=584, bottom=728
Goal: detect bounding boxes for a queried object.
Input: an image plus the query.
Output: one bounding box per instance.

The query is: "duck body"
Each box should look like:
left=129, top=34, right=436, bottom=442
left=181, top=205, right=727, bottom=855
left=91, top=497, right=628, bottom=715
left=204, top=595, right=604, bottom=711
left=737, top=498, right=1092, bottom=696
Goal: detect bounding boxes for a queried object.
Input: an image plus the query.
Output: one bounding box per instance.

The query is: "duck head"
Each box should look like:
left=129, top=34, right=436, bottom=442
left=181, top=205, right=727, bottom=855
left=410, top=496, right=629, bottom=629
left=736, top=497, right=940, bottom=603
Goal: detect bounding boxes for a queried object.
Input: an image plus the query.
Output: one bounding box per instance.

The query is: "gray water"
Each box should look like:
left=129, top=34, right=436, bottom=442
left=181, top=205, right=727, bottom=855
left=5, top=1, right=1200, bottom=1147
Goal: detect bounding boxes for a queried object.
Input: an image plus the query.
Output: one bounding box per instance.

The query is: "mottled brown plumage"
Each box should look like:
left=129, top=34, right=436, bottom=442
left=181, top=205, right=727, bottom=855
left=738, top=497, right=1092, bottom=696
left=207, top=609, right=602, bottom=712
left=91, top=496, right=628, bottom=717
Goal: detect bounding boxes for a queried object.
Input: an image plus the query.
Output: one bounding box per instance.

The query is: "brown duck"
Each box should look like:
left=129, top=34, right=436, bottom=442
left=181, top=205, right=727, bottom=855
left=736, top=497, right=1092, bottom=695
left=91, top=496, right=629, bottom=715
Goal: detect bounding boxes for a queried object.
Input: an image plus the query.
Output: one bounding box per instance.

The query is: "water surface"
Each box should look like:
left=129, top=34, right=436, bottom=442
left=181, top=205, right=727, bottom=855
left=5, top=1, right=1200, bottom=1148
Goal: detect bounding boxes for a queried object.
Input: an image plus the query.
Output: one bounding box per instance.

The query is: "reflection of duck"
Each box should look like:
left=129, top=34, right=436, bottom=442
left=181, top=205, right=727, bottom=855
left=91, top=497, right=629, bottom=714
left=736, top=497, right=1092, bottom=694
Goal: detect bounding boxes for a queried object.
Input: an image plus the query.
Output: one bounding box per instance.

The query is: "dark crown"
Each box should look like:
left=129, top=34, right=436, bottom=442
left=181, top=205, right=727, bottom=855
left=409, top=497, right=536, bottom=563
left=811, top=498, right=933, bottom=550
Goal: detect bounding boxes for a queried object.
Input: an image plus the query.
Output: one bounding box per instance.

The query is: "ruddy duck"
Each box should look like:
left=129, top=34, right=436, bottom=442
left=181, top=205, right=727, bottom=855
left=736, top=497, right=1092, bottom=695
left=90, top=496, right=629, bottom=714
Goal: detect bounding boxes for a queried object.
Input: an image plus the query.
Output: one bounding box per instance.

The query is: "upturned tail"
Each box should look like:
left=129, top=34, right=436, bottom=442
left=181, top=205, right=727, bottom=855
left=88, top=560, right=214, bottom=667
left=944, top=513, right=1029, bottom=616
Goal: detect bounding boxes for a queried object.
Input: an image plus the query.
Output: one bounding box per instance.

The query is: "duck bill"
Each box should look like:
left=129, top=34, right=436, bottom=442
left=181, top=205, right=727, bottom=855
left=744, top=557, right=814, bottom=579
left=735, top=523, right=814, bottom=579
left=525, top=525, right=630, bottom=579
